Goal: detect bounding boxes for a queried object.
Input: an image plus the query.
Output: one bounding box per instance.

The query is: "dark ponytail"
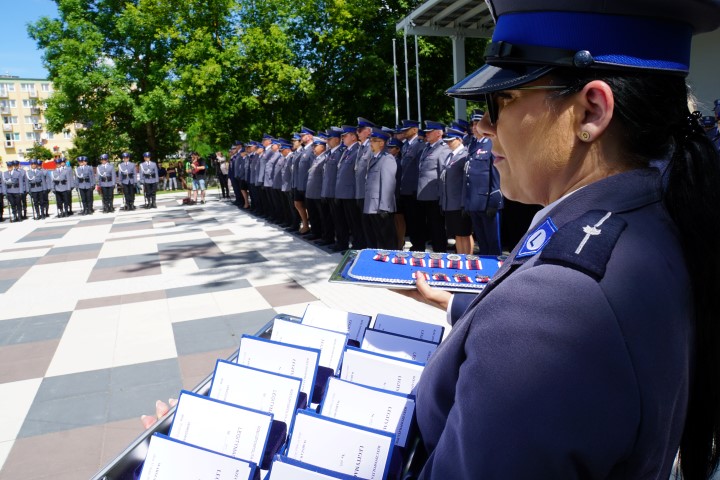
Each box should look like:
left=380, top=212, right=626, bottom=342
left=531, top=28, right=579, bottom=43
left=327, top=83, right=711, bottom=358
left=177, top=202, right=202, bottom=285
left=551, top=69, right=720, bottom=479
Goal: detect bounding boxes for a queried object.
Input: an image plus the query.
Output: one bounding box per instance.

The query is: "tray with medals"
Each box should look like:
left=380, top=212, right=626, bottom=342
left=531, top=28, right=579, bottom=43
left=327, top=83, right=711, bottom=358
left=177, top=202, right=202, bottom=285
left=329, top=249, right=503, bottom=292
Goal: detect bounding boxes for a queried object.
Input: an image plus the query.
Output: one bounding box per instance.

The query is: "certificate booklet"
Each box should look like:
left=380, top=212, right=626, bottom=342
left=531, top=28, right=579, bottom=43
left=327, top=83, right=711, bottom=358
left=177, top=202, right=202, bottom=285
left=270, top=318, right=347, bottom=373
left=267, top=455, right=357, bottom=479
left=285, top=410, right=394, bottom=480
left=169, top=390, right=272, bottom=465
left=339, top=347, right=425, bottom=395
left=138, top=433, right=256, bottom=480
left=209, top=360, right=302, bottom=425
left=360, top=328, right=438, bottom=364
left=237, top=335, right=320, bottom=398
left=320, top=377, right=416, bottom=447
left=372, top=313, right=445, bottom=344
left=329, top=249, right=502, bottom=292
left=301, top=303, right=371, bottom=343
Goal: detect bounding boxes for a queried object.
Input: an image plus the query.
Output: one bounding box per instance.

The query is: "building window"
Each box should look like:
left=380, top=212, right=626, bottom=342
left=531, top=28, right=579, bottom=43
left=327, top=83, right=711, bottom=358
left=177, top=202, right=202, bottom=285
left=3, top=116, right=18, bottom=124
left=0, top=83, right=16, bottom=93
left=26, top=132, right=36, bottom=140
left=20, top=83, right=36, bottom=92
left=12, top=133, right=19, bottom=141
left=41, top=83, right=51, bottom=92
left=22, top=99, right=37, bottom=108
left=47, top=132, right=54, bottom=140
left=63, top=131, right=72, bottom=139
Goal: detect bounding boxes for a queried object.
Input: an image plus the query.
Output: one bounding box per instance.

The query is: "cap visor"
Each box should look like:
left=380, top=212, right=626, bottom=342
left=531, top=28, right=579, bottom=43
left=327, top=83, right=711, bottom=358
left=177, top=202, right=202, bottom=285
left=446, top=64, right=555, bottom=99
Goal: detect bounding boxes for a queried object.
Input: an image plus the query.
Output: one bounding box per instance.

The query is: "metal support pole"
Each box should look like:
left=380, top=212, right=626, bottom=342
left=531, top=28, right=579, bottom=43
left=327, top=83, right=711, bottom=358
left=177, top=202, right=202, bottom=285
left=404, top=32, right=411, bottom=119
left=452, top=34, right=467, bottom=120
left=415, top=35, right=421, bottom=123
left=393, top=39, right=399, bottom=125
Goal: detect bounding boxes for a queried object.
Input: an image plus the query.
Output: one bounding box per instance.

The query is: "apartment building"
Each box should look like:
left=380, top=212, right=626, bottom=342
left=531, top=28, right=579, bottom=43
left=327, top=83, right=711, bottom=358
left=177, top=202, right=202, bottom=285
left=0, top=75, right=77, bottom=171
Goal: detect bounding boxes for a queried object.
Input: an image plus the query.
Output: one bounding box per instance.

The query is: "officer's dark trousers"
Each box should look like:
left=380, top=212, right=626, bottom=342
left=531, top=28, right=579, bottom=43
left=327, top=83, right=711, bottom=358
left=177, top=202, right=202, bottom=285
left=306, top=197, right=323, bottom=237
left=340, top=198, right=365, bottom=249
left=320, top=198, right=335, bottom=243
left=400, top=194, right=422, bottom=249
left=79, top=187, right=94, bottom=212
left=101, top=186, right=114, bottom=211
left=218, top=173, right=229, bottom=198
left=7, top=193, right=21, bottom=219
left=0, top=194, right=4, bottom=220
left=144, top=182, right=157, bottom=206
left=21, top=193, right=27, bottom=217
left=122, top=183, right=135, bottom=207
left=367, top=213, right=397, bottom=250
left=284, top=191, right=297, bottom=227
left=30, top=191, right=43, bottom=218
left=230, top=177, right=241, bottom=204
left=417, top=199, right=447, bottom=252
left=332, top=199, right=349, bottom=249
left=470, top=210, right=502, bottom=255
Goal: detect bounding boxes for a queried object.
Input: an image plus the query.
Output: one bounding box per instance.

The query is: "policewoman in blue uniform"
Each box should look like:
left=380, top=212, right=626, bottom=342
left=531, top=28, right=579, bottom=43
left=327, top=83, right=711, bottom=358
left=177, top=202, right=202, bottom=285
left=404, top=1, right=720, bottom=478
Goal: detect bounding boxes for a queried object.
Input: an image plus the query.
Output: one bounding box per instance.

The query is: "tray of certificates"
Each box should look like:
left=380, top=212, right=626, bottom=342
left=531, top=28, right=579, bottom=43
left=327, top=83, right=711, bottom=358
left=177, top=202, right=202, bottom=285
left=91, top=306, right=436, bottom=480
left=330, top=249, right=503, bottom=292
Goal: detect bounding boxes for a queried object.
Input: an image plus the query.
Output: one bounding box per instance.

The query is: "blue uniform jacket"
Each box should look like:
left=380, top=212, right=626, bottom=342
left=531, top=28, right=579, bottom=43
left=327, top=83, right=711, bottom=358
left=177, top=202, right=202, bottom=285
left=305, top=152, right=327, bottom=200
left=417, top=141, right=451, bottom=201
left=321, top=146, right=343, bottom=199
left=264, top=151, right=281, bottom=188
left=281, top=152, right=293, bottom=192
left=416, top=168, right=691, bottom=479
left=399, top=136, right=424, bottom=195
left=118, top=162, right=136, bottom=185
left=294, top=144, right=314, bottom=192
left=97, top=163, right=116, bottom=187
left=272, top=154, right=286, bottom=190
left=3, top=169, right=25, bottom=194
left=335, top=142, right=359, bottom=200
left=26, top=168, right=48, bottom=192
left=138, top=162, right=158, bottom=185
left=439, top=146, right=468, bottom=211
left=464, top=137, right=503, bottom=212
left=75, top=165, right=96, bottom=189
left=363, top=151, right=397, bottom=214
left=354, top=140, right=373, bottom=200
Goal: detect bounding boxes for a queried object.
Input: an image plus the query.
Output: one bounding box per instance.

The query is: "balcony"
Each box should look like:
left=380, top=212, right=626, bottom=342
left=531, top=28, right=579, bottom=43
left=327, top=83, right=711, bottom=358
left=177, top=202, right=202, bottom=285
left=4, top=140, right=14, bottom=149
left=28, top=91, right=38, bottom=98
left=2, top=124, right=13, bottom=132
left=0, top=107, right=9, bottom=114
left=33, top=123, right=43, bottom=130
left=0, top=91, right=8, bottom=98
left=31, top=107, right=41, bottom=115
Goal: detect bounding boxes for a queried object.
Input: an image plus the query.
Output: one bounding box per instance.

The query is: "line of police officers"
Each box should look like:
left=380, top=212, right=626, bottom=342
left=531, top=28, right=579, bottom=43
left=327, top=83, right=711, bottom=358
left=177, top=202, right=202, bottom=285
left=226, top=111, right=503, bottom=254
left=0, top=151, right=160, bottom=222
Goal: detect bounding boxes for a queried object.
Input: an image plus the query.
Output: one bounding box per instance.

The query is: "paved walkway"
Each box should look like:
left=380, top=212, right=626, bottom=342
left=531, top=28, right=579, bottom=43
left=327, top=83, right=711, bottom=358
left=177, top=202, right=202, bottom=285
left=0, top=189, right=444, bottom=480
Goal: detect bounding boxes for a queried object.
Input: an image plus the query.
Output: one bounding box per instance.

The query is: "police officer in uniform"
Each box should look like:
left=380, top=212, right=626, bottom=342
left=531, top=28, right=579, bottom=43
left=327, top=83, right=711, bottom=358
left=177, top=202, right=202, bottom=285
left=139, top=152, right=159, bottom=208
left=416, top=120, right=451, bottom=252
left=26, top=159, right=47, bottom=220
left=464, top=110, right=504, bottom=255
left=51, top=157, right=73, bottom=217
left=440, top=127, right=473, bottom=254
left=2, top=161, right=24, bottom=222
left=363, top=128, right=397, bottom=249
left=354, top=117, right=375, bottom=249
left=333, top=125, right=362, bottom=252
left=319, top=127, right=344, bottom=246
left=16, top=161, right=29, bottom=220
left=97, top=154, right=116, bottom=213
left=293, top=127, right=315, bottom=234
left=75, top=156, right=95, bottom=215
left=271, top=139, right=288, bottom=224
left=279, top=141, right=295, bottom=227
left=118, top=152, right=137, bottom=210
left=305, top=135, right=327, bottom=240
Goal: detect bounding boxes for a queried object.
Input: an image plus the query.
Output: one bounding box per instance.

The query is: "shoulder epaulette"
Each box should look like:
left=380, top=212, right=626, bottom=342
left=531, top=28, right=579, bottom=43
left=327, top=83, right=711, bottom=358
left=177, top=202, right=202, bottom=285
left=538, top=210, right=627, bottom=281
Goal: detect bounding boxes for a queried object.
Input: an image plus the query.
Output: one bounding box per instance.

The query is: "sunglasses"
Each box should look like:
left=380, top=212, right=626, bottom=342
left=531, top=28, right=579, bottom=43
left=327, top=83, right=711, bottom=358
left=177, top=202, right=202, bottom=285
left=484, top=85, right=569, bottom=125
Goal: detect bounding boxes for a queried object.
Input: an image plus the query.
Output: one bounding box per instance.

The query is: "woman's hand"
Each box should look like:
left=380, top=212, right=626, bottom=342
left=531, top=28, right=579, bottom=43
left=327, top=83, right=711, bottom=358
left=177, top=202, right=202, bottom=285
left=140, top=398, right=177, bottom=429
left=393, top=272, right=453, bottom=311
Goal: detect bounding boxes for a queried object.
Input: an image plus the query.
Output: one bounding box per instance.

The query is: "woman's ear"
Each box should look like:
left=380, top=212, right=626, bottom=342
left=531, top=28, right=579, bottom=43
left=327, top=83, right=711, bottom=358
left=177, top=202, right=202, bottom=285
left=575, top=80, right=614, bottom=143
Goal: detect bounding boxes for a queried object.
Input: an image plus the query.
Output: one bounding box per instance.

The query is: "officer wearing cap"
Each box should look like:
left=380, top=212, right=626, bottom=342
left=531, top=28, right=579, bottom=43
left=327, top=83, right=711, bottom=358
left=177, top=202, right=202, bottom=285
left=319, top=127, right=344, bottom=247
left=416, top=120, right=450, bottom=252
left=271, top=139, right=288, bottom=224
left=292, top=127, right=315, bottom=234
left=464, top=109, right=504, bottom=255
left=363, top=128, right=397, bottom=249
left=2, top=161, right=24, bottom=222
left=228, top=142, right=243, bottom=207
left=263, top=138, right=282, bottom=221
left=439, top=127, right=472, bottom=254
left=279, top=141, right=295, bottom=226
left=333, top=125, right=364, bottom=252
left=405, top=1, right=720, bottom=478
left=397, top=119, right=425, bottom=250
left=51, top=157, right=73, bottom=217
left=17, top=161, right=29, bottom=220
left=139, top=151, right=159, bottom=208
left=304, top=135, right=328, bottom=240
left=26, top=159, right=48, bottom=220
left=118, top=152, right=136, bottom=210
left=74, top=156, right=95, bottom=215
left=354, top=117, right=375, bottom=248
left=97, top=154, right=116, bottom=213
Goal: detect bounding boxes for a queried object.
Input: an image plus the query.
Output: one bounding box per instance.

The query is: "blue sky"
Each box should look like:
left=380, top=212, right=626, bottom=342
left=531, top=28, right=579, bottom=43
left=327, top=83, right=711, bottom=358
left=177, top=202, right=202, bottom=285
left=1, top=0, right=59, bottom=79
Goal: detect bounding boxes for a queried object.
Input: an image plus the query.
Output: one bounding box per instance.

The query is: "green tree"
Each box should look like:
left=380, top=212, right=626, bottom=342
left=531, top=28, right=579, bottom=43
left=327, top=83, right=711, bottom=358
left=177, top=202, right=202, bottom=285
left=25, top=144, right=54, bottom=161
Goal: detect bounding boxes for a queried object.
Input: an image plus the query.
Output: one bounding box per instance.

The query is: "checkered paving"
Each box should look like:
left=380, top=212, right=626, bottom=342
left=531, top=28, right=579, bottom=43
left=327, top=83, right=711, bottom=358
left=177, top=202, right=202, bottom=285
left=0, top=189, right=445, bottom=480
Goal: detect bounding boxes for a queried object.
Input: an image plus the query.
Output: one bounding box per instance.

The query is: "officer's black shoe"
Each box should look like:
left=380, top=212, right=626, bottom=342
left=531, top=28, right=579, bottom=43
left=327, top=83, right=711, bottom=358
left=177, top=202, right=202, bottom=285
left=23, top=213, right=27, bottom=219
left=130, top=205, right=136, bottom=210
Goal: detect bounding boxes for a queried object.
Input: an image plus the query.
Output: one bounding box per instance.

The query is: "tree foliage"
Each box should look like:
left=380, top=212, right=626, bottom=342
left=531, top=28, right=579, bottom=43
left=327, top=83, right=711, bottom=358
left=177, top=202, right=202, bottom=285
left=29, top=0, right=488, bottom=156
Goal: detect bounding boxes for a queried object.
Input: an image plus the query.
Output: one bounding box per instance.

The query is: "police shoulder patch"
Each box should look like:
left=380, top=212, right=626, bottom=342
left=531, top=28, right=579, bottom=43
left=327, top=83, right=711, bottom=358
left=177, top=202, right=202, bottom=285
left=538, top=210, right=627, bottom=281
